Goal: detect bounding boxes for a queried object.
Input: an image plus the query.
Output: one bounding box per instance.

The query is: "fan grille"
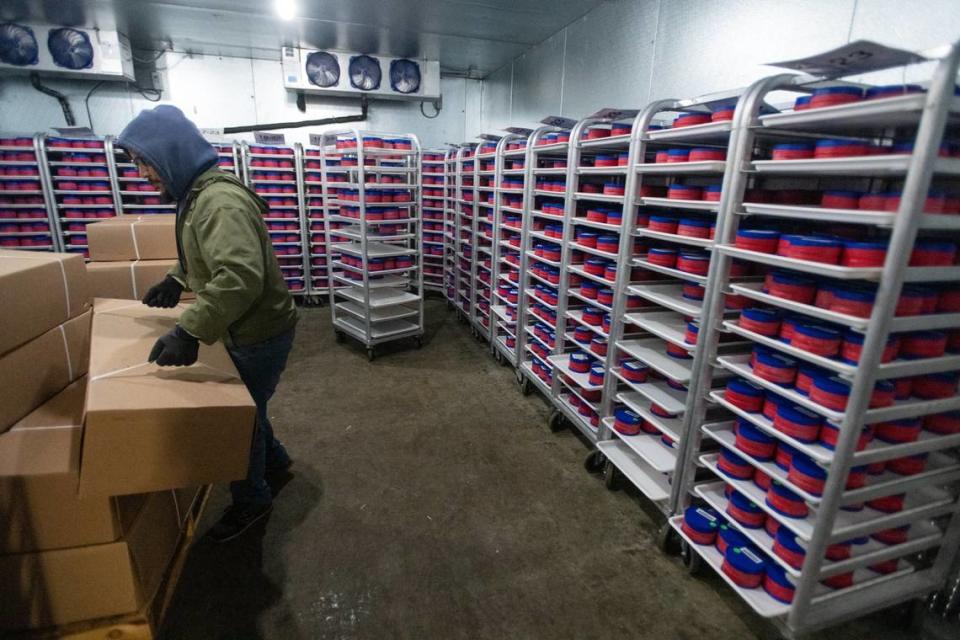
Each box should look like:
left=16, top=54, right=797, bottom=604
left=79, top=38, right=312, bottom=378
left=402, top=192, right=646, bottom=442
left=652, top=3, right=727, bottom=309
left=305, top=51, right=340, bottom=88
left=349, top=55, right=381, bottom=91
left=390, top=59, right=421, bottom=94
left=48, top=27, right=94, bottom=70
left=0, top=23, right=39, bottom=66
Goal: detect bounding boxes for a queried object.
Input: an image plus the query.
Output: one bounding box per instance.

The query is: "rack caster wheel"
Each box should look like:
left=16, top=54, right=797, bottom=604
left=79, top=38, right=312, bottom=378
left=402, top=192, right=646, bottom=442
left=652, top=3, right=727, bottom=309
left=548, top=409, right=565, bottom=433
left=583, top=450, right=606, bottom=474
left=334, top=331, right=345, bottom=343
left=414, top=337, right=423, bottom=349
left=366, top=348, right=375, bottom=362
left=681, top=541, right=705, bottom=576
left=515, top=368, right=524, bottom=385
left=519, top=376, right=532, bottom=396
left=657, top=524, right=681, bottom=555
left=603, top=461, right=622, bottom=491
left=494, top=349, right=504, bottom=364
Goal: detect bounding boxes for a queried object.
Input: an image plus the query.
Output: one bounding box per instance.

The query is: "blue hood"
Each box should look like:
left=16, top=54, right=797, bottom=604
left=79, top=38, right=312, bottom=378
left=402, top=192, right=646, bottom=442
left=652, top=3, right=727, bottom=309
left=115, top=105, right=218, bottom=202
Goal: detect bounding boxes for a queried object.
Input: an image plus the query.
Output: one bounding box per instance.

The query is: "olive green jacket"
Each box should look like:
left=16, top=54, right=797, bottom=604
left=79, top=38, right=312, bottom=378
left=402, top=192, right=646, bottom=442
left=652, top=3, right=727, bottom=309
left=169, top=167, right=299, bottom=347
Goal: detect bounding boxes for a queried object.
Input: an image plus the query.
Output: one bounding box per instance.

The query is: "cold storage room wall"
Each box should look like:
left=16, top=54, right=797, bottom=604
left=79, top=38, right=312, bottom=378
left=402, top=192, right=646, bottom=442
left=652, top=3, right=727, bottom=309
left=0, top=52, right=481, bottom=148
left=480, top=0, right=960, bottom=130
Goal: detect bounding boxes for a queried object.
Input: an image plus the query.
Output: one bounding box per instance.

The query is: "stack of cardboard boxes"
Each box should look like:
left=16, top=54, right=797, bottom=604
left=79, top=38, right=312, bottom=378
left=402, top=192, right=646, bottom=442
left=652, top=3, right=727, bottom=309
left=0, top=249, right=255, bottom=632
left=85, top=215, right=189, bottom=300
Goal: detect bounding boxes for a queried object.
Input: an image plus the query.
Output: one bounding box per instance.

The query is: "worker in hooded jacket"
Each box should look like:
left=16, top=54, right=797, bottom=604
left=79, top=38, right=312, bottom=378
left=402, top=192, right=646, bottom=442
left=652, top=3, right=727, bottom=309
left=116, top=105, right=299, bottom=543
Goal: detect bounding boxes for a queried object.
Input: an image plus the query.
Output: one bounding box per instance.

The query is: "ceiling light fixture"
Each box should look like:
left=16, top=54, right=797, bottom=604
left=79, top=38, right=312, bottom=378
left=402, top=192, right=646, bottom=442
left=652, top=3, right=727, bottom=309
left=275, top=0, right=296, bottom=21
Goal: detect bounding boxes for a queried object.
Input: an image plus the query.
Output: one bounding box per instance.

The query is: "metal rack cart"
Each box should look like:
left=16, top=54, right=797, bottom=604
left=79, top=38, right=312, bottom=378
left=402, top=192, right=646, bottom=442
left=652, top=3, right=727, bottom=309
left=665, top=41, right=960, bottom=638
left=587, top=96, right=745, bottom=509
left=453, top=145, right=478, bottom=324
left=316, top=129, right=425, bottom=360
left=110, top=138, right=240, bottom=219
left=515, top=123, right=574, bottom=404
left=212, top=141, right=242, bottom=179
left=474, top=138, right=500, bottom=341
left=112, top=143, right=177, bottom=218
left=301, top=141, right=347, bottom=300
left=241, top=141, right=309, bottom=295
left=43, top=134, right=119, bottom=258
left=544, top=114, right=644, bottom=447
left=420, top=149, right=447, bottom=293
left=0, top=133, right=62, bottom=254
left=490, top=130, right=532, bottom=367
left=443, top=147, right=458, bottom=305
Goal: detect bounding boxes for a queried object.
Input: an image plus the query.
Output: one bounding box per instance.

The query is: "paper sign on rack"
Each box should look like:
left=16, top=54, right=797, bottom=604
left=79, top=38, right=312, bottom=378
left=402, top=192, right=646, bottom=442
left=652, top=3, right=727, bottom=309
left=766, top=40, right=926, bottom=78
left=308, top=133, right=325, bottom=147
left=200, top=127, right=225, bottom=140
left=53, top=126, right=95, bottom=138
left=539, top=115, right=577, bottom=129
left=504, top=127, right=534, bottom=135
left=476, top=133, right=502, bottom=141
left=588, top=108, right=640, bottom=121
left=254, top=131, right=286, bottom=145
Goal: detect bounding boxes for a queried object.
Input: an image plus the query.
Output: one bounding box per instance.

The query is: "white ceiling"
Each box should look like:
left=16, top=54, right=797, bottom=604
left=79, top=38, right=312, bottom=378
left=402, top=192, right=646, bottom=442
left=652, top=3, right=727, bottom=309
left=1, top=0, right=608, bottom=77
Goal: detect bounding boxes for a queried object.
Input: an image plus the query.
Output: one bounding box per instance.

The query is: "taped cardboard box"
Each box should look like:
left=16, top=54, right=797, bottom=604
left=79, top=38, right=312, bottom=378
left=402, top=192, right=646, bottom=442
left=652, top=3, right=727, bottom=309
left=0, top=490, right=182, bottom=630
left=87, top=215, right=177, bottom=262
left=86, top=259, right=177, bottom=301
left=0, top=310, right=91, bottom=436
left=80, top=299, right=255, bottom=496
left=0, top=378, right=150, bottom=554
left=0, top=250, right=90, bottom=356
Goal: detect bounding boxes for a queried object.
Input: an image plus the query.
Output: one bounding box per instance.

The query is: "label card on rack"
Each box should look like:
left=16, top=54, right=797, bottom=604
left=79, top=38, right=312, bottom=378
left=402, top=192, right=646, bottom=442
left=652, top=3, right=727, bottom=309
left=539, top=115, right=577, bottom=129
left=53, top=126, right=95, bottom=138
left=766, top=40, right=927, bottom=78
left=254, top=131, right=286, bottom=145
left=504, top=127, right=534, bottom=135
left=308, top=133, right=325, bottom=147
left=477, top=133, right=502, bottom=141
left=588, top=108, right=639, bottom=121
left=200, top=127, right=225, bottom=138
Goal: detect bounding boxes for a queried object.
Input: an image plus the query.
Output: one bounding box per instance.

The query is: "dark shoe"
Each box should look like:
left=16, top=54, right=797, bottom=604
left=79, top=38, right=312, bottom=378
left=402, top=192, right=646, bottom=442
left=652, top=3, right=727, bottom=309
left=207, top=502, right=273, bottom=543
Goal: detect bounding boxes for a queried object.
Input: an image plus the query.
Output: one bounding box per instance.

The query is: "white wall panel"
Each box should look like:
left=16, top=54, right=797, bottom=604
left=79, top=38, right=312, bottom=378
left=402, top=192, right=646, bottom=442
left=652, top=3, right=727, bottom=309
left=479, top=0, right=957, bottom=128
left=480, top=62, right=514, bottom=133
left=163, top=54, right=259, bottom=127
left=848, top=0, right=960, bottom=85
left=0, top=75, right=136, bottom=133
left=464, top=78, right=484, bottom=140
left=649, top=0, right=855, bottom=100
left=510, top=30, right=565, bottom=128
left=561, top=0, right=659, bottom=117
left=849, top=0, right=960, bottom=51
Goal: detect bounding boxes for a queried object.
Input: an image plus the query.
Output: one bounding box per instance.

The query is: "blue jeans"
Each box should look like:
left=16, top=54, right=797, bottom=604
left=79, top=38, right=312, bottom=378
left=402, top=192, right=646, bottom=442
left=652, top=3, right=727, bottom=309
left=227, top=328, right=295, bottom=505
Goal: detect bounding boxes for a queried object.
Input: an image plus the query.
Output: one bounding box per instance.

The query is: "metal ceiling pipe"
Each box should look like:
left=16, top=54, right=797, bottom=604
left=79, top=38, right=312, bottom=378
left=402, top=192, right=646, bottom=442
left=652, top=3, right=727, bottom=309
left=29, top=73, right=76, bottom=126
left=222, top=97, right=368, bottom=134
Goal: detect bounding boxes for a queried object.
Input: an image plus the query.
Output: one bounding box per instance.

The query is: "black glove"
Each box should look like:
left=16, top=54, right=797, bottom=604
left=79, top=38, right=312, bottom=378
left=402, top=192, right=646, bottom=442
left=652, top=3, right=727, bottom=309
left=148, top=325, right=199, bottom=367
left=142, top=275, right=184, bottom=308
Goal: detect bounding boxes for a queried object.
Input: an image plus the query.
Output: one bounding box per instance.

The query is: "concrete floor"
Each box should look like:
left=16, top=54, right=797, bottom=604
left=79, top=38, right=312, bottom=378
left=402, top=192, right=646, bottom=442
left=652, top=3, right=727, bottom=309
left=162, top=299, right=925, bottom=640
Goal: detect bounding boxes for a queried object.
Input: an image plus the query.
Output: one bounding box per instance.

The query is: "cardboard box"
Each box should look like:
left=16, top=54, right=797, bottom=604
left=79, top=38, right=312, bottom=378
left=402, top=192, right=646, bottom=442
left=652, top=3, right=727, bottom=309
left=87, top=215, right=177, bottom=261
left=80, top=299, right=255, bottom=496
left=86, top=259, right=179, bottom=301
left=0, top=490, right=183, bottom=630
left=0, top=378, right=130, bottom=554
left=0, top=250, right=90, bottom=356
left=0, top=310, right=91, bottom=435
